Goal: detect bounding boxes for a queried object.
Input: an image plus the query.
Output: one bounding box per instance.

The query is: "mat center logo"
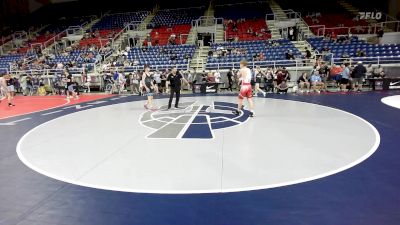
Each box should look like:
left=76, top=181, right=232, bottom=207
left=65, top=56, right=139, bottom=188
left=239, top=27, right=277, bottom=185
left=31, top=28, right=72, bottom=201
left=139, top=101, right=251, bottom=139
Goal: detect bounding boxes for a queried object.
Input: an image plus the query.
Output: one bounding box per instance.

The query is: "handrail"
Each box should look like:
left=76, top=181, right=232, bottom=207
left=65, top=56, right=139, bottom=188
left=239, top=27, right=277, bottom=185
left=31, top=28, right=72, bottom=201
left=104, top=10, right=150, bottom=17
left=109, top=20, right=142, bottom=50
left=157, top=6, right=205, bottom=12
left=215, top=1, right=268, bottom=7
left=206, top=58, right=315, bottom=70
left=331, top=56, right=400, bottom=66
left=265, top=13, right=277, bottom=21
left=315, top=25, right=378, bottom=36
left=205, top=55, right=400, bottom=70
left=101, top=63, right=190, bottom=72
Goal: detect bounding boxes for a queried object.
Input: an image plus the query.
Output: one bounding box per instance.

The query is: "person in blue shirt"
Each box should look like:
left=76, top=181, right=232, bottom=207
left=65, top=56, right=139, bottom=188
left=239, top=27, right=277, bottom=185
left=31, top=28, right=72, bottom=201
left=340, top=64, right=350, bottom=91
left=310, top=71, right=326, bottom=93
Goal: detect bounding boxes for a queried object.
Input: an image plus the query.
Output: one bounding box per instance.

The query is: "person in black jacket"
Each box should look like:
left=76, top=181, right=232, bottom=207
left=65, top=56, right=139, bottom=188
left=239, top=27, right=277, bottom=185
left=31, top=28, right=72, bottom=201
left=167, top=67, right=188, bottom=109
left=351, top=61, right=367, bottom=92
left=227, top=69, right=234, bottom=91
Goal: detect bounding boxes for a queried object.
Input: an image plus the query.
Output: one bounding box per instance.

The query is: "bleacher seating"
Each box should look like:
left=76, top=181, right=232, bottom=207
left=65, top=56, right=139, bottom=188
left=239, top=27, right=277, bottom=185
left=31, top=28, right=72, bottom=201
left=206, top=39, right=302, bottom=69
left=146, top=25, right=192, bottom=46
left=125, top=45, right=196, bottom=70
left=47, top=50, right=97, bottom=66
left=308, top=37, right=400, bottom=64
left=0, top=55, right=24, bottom=74
left=91, top=12, right=149, bottom=30
left=149, top=8, right=204, bottom=28
left=225, top=19, right=271, bottom=41
left=79, top=29, right=121, bottom=48
left=79, top=11, right=148, bottom=48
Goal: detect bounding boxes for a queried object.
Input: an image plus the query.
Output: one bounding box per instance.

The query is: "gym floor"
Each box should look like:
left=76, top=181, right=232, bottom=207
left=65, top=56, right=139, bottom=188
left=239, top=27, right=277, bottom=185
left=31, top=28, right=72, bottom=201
left=0, top=91, right=399, bottom=225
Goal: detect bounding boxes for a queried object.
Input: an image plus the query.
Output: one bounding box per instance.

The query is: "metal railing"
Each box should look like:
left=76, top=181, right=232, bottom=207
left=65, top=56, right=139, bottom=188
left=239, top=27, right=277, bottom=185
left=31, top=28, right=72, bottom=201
left=265, top=13, right=277, bottom=21
left=281, top=9, right=302, bottom=20
left=102, top=63, right=190, bottom=73
left=205, top=58, right=315, bottom=70
left=204, top=55, right=400, bottom=70
left=331, top=56, right=400, bottom=66
left=314, top=25, right=382, bottom=36
left=9, top=63, right=97, bottom=76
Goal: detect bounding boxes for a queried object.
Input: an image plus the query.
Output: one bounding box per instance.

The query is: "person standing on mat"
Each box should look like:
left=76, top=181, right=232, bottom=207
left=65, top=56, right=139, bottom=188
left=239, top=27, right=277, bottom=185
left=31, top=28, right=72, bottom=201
left=167, top=67, right=188, bottom=109
left=1, top=74, right=15, bottom=106
left=141, top=64, right=156, bottom=110
left=233, top=60, right=255, bottom=117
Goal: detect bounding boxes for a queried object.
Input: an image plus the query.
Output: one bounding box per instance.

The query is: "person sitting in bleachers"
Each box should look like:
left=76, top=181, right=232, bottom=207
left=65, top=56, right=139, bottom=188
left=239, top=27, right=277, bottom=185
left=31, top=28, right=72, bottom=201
left=232, top=22, right=238, bottom=32
left=285, top=50, right=295, bottom=60
left=366, top=64, right=373, bottom=78
left=356, top=49, right=366, bottom=57
left=310, top=71, right=326, bottom=93
left=277, top=80, right=289, bottom=94
left=168, top=34, right=176, bottom=45
left=329, top=64, right=343, bottom=86
left=146, top=35, right=152, bottom=46
left=373, top=65, right=385, bottom=78
left=207, top=72, right=215, bottom=83
left=297, top=72, right=310, bottom=93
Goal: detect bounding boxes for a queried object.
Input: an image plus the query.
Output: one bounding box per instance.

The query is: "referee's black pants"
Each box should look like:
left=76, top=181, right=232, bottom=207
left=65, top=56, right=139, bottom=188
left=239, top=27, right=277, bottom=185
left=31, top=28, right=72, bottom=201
left=168, top=88, right=180, bottom=108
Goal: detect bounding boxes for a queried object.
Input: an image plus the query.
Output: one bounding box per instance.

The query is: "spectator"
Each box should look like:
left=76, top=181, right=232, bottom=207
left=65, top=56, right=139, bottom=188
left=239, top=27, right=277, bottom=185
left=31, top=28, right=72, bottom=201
left=329, top=64, right=343, bottom=87
left=285, top=50, right=295, bottom=60
left=310, top=71, right=326, bottom=93
left=366, top=64, right=373, bottom=78
left=232, top=22, right=238, bottom=32
left=377, top=29, right=384, bottom=44
left=356, top=48, right=366, bottom=57
left=331, top=31, right=338, bottom=42
left=340, top=64, right=351, bottom=91
left=277, top=80, right=288, bottom=94
left=130, top=73, right=139, bottom=94
left=263, top=68, right=274, bottom=93
left=288, top=27, right=294, bottom=41
left=168, top=34, right=176, bottom=45
left=258, top=52, right=265, bottom=61
left=227, top=68, right=234, bottom=91
left=305, top=47, right=312, bottom=60
left=373, top=65, right=385, bottom=78
left=297, top=72, right=310, bottom=93
left=351, top=61, right=366, bottom=92
left=207, top=72, right=215, bottom=83
left=146, top=34, right=152, bottom=46
left=214, top=70, right=221, bottom=83
left=134, top=34, right=140, bottom=46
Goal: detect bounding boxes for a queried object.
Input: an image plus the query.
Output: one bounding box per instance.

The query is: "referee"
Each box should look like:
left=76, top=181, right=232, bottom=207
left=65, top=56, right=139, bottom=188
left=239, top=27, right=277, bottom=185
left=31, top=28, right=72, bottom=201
left=167, top=67, right=188, bottom=109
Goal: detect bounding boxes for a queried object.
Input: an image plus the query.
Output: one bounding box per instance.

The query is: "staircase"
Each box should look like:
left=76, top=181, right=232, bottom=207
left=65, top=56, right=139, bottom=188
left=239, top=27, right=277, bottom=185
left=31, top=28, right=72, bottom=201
left=83, top=17, right=101, bottom=32
left=186, top=27, right=197, bottom=45
left=268, top=0, right=313, bottom=39
left=266, top=0, right=287, bottom=39
left=139, top=10, right=157, bottom=30
left=215, top=24, right=225, bottom=42
left=266, top=21, right=281, bottom=39
left=189, top=46, right=209, bottom=72
left=268, top=0, right=288, bottom=20
left=296, top=20, right=314, bottom=39
left=292, top=40, right=316, bottom=65
left=112, top=10, right=157, bottom=50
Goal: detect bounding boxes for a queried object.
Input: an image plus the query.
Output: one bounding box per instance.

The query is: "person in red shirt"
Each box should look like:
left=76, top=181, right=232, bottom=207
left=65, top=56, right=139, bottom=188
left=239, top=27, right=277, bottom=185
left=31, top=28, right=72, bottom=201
left=331, top=31, right=338, bottom=42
